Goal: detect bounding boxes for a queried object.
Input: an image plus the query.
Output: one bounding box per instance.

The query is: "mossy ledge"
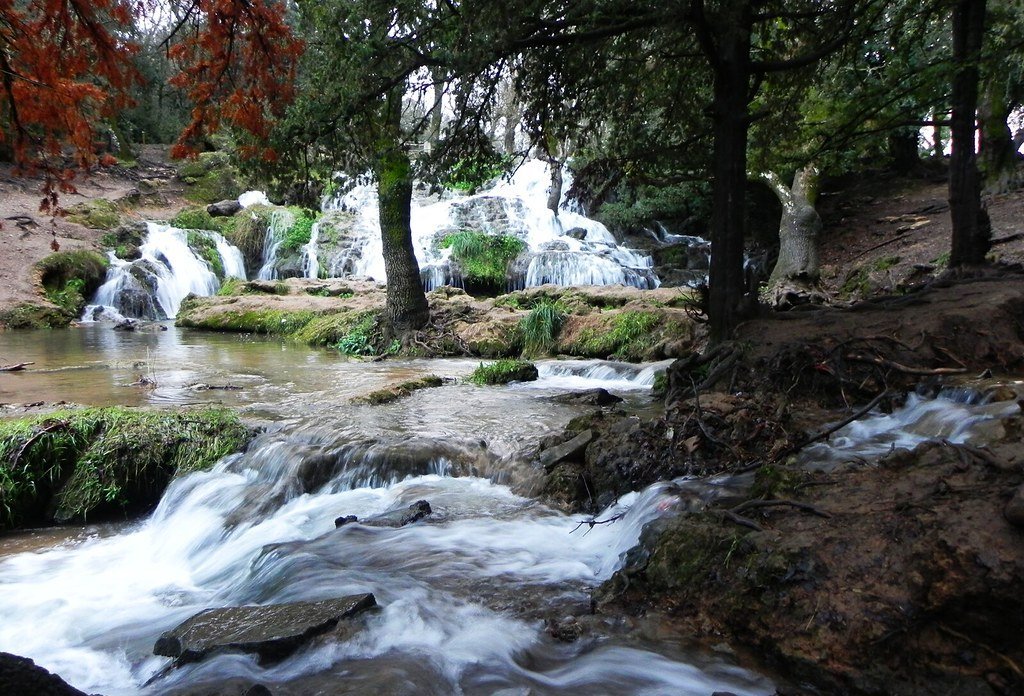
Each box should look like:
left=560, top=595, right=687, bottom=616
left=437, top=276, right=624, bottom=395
left=0, top=406, right=255, bottom=530
left=351, top=376, right=444, bottom=405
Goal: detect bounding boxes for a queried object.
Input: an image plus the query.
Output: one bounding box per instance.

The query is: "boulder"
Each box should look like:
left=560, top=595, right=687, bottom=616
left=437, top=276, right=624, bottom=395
left=336, top=500, right=433, bottom=528
left=547, top=388, right=623, bottom=406
left=0, top=652, right=89, bottom=696
left=207, top=200, right=243, bottom=217
left=565, top=227, right=588, bottom=240
left=538, top=429, right=594, bottom=471
left=153, top=594, right=377, bottom=666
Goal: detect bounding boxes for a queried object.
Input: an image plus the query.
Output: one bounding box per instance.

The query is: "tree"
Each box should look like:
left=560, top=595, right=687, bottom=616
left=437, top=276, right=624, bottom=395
left=0, top=0, right=301, bottom=201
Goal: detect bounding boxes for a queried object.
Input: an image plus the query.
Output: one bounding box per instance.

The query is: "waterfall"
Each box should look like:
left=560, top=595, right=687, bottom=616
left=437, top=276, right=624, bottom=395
left=302, top=218, right=322, bottom=279
left=256, top=208, right=297, bottom=280
left=82, top=222, right=245, bottom=322
left=311, top=160, right=659, bottom=290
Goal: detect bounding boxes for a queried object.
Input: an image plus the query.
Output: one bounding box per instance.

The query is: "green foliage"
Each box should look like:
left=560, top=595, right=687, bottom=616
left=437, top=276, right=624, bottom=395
left=335, top=312, right=385, bottom=356
left=64, top=199, right=122, bottom=230
left=172, top=207, right=218, bottom=231
left=520, top=300, right=567, bottom=355
left=443, top=153, right=510, bottom=193
left=0, top=407, right=251, bottom=529
left=281, top=208, right=318, bottom=252
left=216, top=278, right=246, bottom=296
left=187, top=231, right=226, bottom=279
left=469, top=359, right=539, bottom=385
left=440, top=231, right=525, bottom=290
left=223, top=205, right=274, bottom=268
left=178, top=152, right=242, bottom=204
left=0, top=303, right=71, bottom=329
left=178, top=307, right=316, bottom=335
left=597, top=181, right=712, bottom=233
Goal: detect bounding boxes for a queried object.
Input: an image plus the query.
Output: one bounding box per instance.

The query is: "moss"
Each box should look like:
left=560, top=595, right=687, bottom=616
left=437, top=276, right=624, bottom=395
left=64, top=199, right=121, bottom=230
left=224, top=204, right=275, bottom=270
left=172, top=206, right=218, bottom=231
left=99, top=223, right=146, bottom=260
left=0, top=406, right=252, bottom=529
left=177, top=152, right=242, bottom=204
left=217, top=278, right=246, bottom=296
left=469, top=359, right=539, bottom=385
left=352, top=376, right=444, bottom=405
left=35, top=251, right=110, bottom=319
left=840, top=255, right=902, bottom=297
left=177, top=307, right=316, bottom=335
left=186, top=231, right=226, bottom=279
left=280, top=207, right=318, bottom=253
left=0, top=303, right=71, bottom=329
left=567, top=310, right=662, bottom=361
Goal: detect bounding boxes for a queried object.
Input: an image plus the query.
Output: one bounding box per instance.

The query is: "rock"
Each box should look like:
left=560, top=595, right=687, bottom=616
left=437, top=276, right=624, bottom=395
left=538, top=429, right=594, bottom=470
left=153, top=593, right=377, bottom=665
left=565, top=227, right=588, bottom=240
left=334, top=515, right=358, bottom=528
left=548, top=388, right=623, bottom=406
left=1004, top=485, right=1024, bottom=527
left=0, top=652, right=88, bottom=696
left=363, top=500, right=432, bottom=528
left=207, top=199, right=243, bottom=217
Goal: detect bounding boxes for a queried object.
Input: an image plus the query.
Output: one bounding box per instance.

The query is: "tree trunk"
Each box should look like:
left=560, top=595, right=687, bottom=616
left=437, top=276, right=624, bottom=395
left=376, top=91, right=430, bottom=331
left=760, top=166, right=822, bottom=307
left=887, top=130, right=921, bottom=174
left=538, top=137, right=562, bottom=215
left=978, top=77, right=1019, bottom=193
left=707, top=16, right=752, bottom=343
left=948, top=0, right=991, bottom=266
left=428, top=78, right=444, bottom=148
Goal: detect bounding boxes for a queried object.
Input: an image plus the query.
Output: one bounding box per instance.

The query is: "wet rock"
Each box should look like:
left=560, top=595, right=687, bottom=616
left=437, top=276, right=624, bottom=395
left=207, top=199, right=242, bottom=217
left=1004, top=484, right=1024, bottom=527
left=548, top=388, right=623, bottom=406
left=565, top=227, right=588, bottom=240
left=538, top=429, right=594, bottom=471
left=154, top=593, right=377, bottom=666
left=334, top=501, right=434, bottom=529
left=0, top=652, right=89, bottom=696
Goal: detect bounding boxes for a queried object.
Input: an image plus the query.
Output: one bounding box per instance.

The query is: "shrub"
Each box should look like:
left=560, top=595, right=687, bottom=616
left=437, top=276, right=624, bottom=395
left=469, top=359, right=539, bottom=385
left=520, top=300, right=566, bottom=355
left=281, top=208, right=318, bottom=252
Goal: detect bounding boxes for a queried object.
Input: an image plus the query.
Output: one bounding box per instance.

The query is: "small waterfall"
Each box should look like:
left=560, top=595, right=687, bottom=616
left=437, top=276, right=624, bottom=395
left=532, top=359, right=674, bottom=391
left=301, top=219, right=322, bottom=279
left=256, top=208, right=296, bottom=280
left=83, top=222, right=243, bottom=321
left=308, top=160, right=659, bottom=290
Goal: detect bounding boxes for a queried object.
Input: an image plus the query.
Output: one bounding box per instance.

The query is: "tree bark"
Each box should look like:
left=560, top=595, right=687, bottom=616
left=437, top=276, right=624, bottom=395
left=978, top=77, right=1020, bottom=193
left=538, top=136, right=562, bottom=215
left=707, top=13, right=752, bottom=343
left=761, top=166, right=822, bottom=304
left=376, top=91, right=430, bottom=331
left=948, top=0, right=991, bottom=266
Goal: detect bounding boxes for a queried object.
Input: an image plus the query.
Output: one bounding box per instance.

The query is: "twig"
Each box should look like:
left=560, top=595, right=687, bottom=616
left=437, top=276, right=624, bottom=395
left=570, top=509, right=628, bottom=534
left=732, top=498, right=832, bottom=519
left=775, top=390, right=890, bottom=461
left=12, top=420, right=68, bottom=465
left=845, top=353, right=967, bottom=376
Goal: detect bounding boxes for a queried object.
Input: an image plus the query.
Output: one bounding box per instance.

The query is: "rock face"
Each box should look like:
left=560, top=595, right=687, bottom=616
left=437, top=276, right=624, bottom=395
left=0, top=652, right=88, bottom=696
left=154, top=594, right=377, bottom=666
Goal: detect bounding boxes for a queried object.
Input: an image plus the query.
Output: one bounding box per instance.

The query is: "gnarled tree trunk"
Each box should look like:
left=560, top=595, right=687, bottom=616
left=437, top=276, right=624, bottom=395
left=760, top=165, right=823, bottom=308
left=376, top=90, right=430, bottom=331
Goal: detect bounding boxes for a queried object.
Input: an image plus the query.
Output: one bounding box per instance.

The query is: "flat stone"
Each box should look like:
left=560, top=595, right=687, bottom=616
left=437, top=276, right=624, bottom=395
left=539, top=429, right=594, bottom=470
left=548, top=388, right=623, bottom=406
left=153, top=593, right=376, bottom=665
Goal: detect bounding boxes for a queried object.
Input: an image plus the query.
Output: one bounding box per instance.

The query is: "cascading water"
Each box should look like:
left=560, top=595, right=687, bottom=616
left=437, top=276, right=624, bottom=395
left=312, top=160, right=659, bottom=290
left=82, top=222, right=246, bottom=322
left=256, top=208, right=297, bottom=281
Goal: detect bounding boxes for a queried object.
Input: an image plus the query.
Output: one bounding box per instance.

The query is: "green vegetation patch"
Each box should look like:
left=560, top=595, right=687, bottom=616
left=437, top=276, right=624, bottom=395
left=469, top=359, right=539, bottom=385
left=178, top=306, right=316, bottom=335
left=64, top=199, right=122, bottom=230
left=440, top=231, right=525, bottom=291
left=520, top=300, right=567, bottom=356
left=568, top=310, right=662, bottom=361
left=281, top=207, right=318, bottom=253
left=352, top=376, right=444, bottom=405
left=0, top=303, right=70, bottom=329
left=187, top=231, right=226, bottom=279
left=224, top=205, right=275, bottom=270
left=99, top=223, right=146, bottom=260
left=0, top=407, right=252, bottom=529
left=36, top=251, right=110, bottom=319
left=178, top=152, right=242, bottom=204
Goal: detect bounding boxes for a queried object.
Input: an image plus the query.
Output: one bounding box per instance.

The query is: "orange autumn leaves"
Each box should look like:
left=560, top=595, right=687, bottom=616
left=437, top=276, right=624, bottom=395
left=0, top=0, right=301, bottom=191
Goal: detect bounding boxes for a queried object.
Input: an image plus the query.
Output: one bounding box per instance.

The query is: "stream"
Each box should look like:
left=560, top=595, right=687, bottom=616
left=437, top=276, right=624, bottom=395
left=1, top=327, right=1018, bottom=695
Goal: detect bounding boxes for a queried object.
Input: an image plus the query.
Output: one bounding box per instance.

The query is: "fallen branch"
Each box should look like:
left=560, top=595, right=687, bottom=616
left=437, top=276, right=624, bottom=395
left=723, top=510, right=764, bottom=532
left=12, top=420, right=69, bottom=465
left=774, top=389, right=890, bottom=461
left=570, top=509, right=628, bottom=534
left=0, top=362, right=34, bottom=372
left=845, top=353, right=967, bottom=376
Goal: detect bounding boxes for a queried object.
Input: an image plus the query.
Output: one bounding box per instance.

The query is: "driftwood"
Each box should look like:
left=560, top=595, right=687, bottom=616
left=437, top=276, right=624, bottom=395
left=844, top=353, right=967, bottom=376
left=0, top=362, right=34, bottom=372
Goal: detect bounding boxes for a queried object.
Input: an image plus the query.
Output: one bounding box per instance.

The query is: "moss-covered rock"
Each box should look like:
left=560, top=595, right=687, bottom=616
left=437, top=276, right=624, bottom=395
left=27, top=251, right=111, bottom=324
left=0, top=407, right=254, bottom=529
left=176, top=152, right=242, bottom=204
left=99, top=221, right=148, bottom=260
left=186, top=230, right=225, bottom=279
left=0, top=303, right=70, bottom=329
left=468, top=359, right=538, bottom=385
left=64, top=199, right=122, bottom=230
left=351, top=376, right=444, bottom=405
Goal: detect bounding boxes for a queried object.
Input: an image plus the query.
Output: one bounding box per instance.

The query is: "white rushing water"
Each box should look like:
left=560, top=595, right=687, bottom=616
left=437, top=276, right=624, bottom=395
left=306, top=159, right=659, bottom=290
left=0, top=423, right=771, bottom=695
left=82, top=222, right=246, bottom=322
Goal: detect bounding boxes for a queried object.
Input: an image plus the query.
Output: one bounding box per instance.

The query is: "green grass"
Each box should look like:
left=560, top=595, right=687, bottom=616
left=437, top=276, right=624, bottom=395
left=468, top=359, right=539, bottom=385
left=440, top=231, right=525, bottom=290
left=520, top=300, right=566, bottom=355
left=64, top=199, right=121, bottom=230
left=35, top=251, right=110, bottom=320
left=0, top=407, right=252, bottom=529
left=281, top=208, right=318, bottom=253
left=570, top=310, right=662, bottom=361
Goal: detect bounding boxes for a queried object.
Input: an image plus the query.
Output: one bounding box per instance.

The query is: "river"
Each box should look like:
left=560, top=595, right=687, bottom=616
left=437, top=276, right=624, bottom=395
left=0, top=325, right=772, bottom=695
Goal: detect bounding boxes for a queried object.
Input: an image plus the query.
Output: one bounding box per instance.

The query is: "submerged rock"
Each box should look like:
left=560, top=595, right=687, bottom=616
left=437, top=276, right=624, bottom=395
left=547, top=388, right=624, bottom=406
left=335, top=500, right=433, bottom=528
left=154, top=594, right=377, bottom=666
